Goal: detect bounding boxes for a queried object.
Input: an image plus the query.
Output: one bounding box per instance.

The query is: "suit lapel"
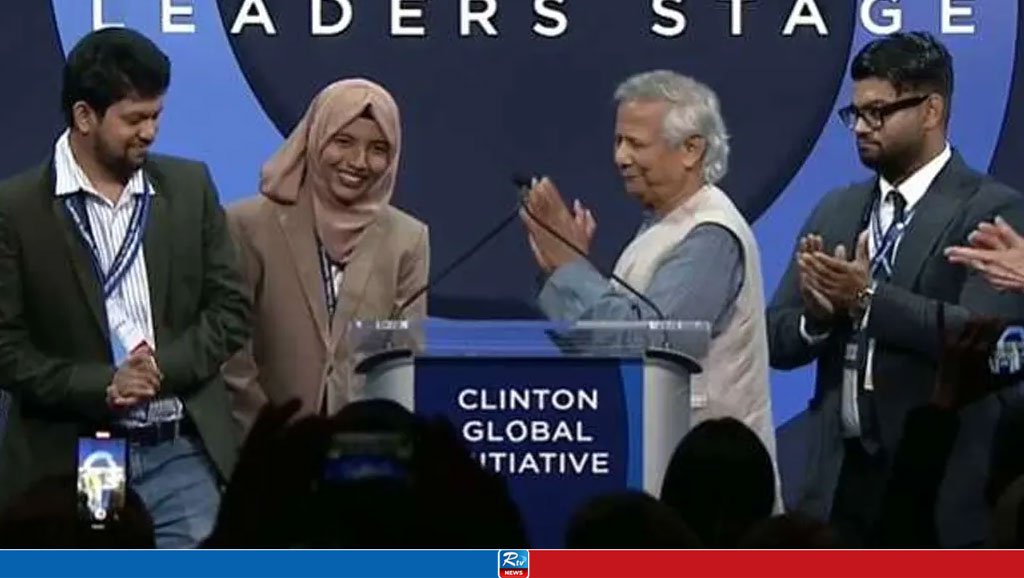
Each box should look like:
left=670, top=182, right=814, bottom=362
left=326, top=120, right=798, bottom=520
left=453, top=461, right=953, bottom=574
left=330, top=218, right=385, bottom=345
left=143, top=162, right=171, bottom=328
left=837, top=180, right=877, bottom=251
left=50, top=189, right=108, bottom=338
left=890, top=153, right=978, bottom=288
left=275, top=197, right=331, bottom=345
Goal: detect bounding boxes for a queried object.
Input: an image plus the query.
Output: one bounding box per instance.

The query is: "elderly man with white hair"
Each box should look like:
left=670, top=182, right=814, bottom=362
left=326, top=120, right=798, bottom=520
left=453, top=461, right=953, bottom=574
left=520, top=69, right=777, bottom=472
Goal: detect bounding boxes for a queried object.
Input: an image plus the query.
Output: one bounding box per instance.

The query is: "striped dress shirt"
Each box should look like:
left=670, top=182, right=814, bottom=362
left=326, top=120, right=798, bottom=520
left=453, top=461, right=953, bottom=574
left=53, top=131, right=183, bottom=427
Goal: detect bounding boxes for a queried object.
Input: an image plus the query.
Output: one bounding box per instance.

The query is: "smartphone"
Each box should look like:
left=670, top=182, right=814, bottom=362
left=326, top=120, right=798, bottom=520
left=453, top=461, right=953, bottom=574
left=322, top=432, right=412, bottom=484
left=76, top=431, right=128, bottom=529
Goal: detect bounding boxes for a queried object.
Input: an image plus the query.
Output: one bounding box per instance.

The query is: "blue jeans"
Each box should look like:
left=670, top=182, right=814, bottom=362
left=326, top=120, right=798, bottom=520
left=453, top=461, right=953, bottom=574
left=129, top=435, right=221, bottom=549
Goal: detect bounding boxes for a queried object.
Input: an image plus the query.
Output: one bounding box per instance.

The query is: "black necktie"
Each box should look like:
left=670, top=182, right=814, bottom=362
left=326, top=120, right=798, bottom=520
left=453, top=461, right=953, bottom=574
left=887, top=189, right=907, bottom=225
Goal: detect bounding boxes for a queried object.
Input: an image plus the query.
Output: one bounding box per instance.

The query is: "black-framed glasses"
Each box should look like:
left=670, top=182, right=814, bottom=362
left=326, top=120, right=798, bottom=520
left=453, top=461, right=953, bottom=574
left=837, top=94, right=930, bottom=130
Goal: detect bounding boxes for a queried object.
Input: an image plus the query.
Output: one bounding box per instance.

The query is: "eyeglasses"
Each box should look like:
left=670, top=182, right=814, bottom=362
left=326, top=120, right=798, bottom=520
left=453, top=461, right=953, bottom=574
left=837, top=95, right=930, bottom=131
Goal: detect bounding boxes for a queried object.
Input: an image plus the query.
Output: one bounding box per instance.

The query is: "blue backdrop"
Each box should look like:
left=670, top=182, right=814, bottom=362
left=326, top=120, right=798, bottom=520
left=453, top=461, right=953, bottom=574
left=3, top=0, right=1024, bottom=505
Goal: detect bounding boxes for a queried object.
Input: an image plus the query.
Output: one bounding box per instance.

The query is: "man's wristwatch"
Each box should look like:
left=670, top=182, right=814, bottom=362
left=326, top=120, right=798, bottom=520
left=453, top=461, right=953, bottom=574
left=854, top=282, right=876, bottom=322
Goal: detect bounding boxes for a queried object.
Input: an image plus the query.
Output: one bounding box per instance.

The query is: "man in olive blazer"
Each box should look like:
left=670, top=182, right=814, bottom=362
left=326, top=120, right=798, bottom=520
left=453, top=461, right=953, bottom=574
left=0, top=153, right=249, bottom=518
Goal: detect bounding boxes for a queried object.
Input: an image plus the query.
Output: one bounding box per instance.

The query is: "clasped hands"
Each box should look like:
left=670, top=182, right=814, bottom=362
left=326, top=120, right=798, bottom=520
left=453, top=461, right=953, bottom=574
left=106, top=344, right=163, bottom=410
left=519, top=177, right=597, bottom=274
left=796, top=231, right=872, bottom=323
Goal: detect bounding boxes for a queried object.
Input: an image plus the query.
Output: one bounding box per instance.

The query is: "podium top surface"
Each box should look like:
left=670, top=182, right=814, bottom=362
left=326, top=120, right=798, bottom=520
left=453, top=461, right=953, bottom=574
left=349, top=318, right=710, bottom=365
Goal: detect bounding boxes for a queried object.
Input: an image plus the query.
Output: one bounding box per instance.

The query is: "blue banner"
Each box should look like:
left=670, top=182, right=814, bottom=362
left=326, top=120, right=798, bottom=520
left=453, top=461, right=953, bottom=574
left=0, top=550, right=502, bottom=578
left=414, top=357, right=644, bottom=548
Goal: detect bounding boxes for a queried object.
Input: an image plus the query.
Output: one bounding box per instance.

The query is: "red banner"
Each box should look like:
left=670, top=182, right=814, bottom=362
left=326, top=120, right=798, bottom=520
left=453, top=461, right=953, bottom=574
left=529, top=550, right=1024, bottom=578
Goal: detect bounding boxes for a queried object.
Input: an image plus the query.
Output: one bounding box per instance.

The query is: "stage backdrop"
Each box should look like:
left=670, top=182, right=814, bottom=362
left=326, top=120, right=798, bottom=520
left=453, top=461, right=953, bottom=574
left=2, top=0, right=1023, bottom=505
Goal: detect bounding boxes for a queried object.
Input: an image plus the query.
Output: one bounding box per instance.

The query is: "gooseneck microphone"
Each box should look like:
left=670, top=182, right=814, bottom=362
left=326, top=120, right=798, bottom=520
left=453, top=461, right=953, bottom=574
left=390, top=197, right=522, bottom=320
left=388, top=173, right=672, bottom=357
left=512, top=173, right=667, bottom=322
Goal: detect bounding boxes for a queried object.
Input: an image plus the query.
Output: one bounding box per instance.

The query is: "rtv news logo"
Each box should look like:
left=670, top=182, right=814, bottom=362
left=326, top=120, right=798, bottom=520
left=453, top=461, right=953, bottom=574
left=498, top=549, right=529, bottom=578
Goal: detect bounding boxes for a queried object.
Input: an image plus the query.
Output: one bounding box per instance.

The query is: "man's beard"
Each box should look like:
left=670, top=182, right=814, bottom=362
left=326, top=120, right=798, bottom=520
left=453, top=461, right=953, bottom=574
left=859, top=142, right=919, bottom=183
left=95, top=140, right=143, bottom=182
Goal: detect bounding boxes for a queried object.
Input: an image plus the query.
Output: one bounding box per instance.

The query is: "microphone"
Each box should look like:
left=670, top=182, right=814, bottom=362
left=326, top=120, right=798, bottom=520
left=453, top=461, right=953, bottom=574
left=512, top=174, right=668, bottom=322
left=390, top=195, right=522, bottom=320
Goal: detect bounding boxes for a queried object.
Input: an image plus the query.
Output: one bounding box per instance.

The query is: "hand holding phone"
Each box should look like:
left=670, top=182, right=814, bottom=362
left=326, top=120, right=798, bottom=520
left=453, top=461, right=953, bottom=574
left=76, top=431, right=128, bottom=529
left=322, top=432, right=412, bottom=484
left=933, top=306, right=1015, bottom=410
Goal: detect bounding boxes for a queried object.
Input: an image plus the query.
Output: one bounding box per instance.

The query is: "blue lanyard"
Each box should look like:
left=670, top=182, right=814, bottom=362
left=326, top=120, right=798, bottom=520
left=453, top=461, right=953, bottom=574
left=317, top=241, right=342, bottom=319
left=868, top=194, right=915, bottom=278
left=64, top=182, right=152, bottom=299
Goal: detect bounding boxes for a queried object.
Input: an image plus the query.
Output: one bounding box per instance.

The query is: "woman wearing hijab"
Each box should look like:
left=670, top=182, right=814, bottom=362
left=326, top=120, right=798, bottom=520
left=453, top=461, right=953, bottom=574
left=223, top=79, right=429, bottom=433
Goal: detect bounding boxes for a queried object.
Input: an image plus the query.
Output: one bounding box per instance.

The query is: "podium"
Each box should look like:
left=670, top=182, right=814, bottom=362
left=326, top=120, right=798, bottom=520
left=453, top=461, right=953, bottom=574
left=351, top=319, right=710, bottom=547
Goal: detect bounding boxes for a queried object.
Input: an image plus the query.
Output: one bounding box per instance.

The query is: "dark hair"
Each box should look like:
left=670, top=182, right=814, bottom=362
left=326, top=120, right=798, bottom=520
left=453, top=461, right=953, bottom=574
left=986, top=401, right=1024, bottom=507
left=851, top=31, right=954, bottom=122
left=659, top=417, right=776, bottom=548
left=61, top=27, right=170, bottom=127
left=565, top=491, right=701, bottom=549
left=0, top=475, right=155, bottom=549
left=738, top=513, right=845, bottom=549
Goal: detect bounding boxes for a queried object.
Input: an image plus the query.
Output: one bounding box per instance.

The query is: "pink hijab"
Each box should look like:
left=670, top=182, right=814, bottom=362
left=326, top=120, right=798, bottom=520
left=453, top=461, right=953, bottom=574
left=259, top=78, right=401, bottom=264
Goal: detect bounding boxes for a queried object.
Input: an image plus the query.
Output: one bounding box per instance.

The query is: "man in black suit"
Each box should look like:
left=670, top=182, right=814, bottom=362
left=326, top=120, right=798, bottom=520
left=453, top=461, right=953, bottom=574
left=0, top=28, right=249, bottom=547
left=768, top=31, right=1024, bottom=547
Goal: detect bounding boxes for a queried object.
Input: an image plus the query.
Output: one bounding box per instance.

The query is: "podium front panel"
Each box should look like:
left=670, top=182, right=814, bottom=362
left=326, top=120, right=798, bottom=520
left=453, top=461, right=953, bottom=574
left=352, top=319, right=702, bottom=547
left=358, top=353, right=691, bottom=548
left=414, top=357, right=642, bottom=549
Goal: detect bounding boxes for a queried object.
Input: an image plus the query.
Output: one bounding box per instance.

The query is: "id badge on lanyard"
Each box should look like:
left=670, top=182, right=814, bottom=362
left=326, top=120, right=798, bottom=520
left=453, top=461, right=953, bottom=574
left=64, top=185, right=152, bottom=365
left=852, top=195, right=914, bottom=393
left=869, top=196, right=915, bottom=280
left=107, top=298, right=148, bottom=365
left=318, top=241, right=342, bottom=320
left=842, top=331, right=866, bottom=398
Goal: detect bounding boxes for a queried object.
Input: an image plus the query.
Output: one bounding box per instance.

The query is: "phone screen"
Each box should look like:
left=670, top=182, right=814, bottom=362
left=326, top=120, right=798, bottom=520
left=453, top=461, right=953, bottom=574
left=322, top=432, right=412, bottom=483
left=990, top=325, right=1024, bottom=376
left=76, top=432, right=128, bottom=528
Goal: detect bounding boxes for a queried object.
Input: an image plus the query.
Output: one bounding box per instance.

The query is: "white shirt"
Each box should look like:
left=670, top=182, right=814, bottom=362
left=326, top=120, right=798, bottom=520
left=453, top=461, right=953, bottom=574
left=54, top=131, right=182, bottom=426
left=872, top=144, right=951, bottom=258
left=801, top=143, right=952, bottom=437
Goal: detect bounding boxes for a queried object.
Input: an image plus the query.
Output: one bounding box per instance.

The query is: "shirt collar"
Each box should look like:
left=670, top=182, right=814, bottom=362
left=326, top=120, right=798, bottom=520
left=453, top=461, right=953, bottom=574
left=878, top=142, right=952, bottom=212
left=53, top=130, right=152, bottom=201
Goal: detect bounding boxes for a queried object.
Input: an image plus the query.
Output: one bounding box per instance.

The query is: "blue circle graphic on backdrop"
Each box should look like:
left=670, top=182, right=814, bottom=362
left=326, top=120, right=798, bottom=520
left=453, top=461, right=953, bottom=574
left=46, top=0, right=1019, bottom=428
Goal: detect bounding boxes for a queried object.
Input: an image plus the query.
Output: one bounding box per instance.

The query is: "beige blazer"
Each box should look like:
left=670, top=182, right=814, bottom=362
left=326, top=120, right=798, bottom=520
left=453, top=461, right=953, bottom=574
left=222, top=194, right=429, bottom=436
